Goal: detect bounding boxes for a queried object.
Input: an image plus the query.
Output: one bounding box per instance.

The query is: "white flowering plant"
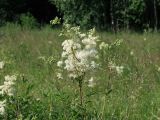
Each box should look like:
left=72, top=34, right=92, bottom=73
left=57, top=23, right=99, bottom=105
left=0, top=75, right=17, bottom=116
left=0, top=61, right=5, bottom=70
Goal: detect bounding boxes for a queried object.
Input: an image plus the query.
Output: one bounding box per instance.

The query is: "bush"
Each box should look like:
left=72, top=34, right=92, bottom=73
left=19, top=13, right=38, bottom=29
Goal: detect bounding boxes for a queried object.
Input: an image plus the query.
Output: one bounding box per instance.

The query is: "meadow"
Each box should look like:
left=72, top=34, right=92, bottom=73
left=0, top=23, right=160, bottom=119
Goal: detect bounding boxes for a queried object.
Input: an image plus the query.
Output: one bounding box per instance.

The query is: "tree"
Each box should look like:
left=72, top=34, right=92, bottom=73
left=50, top=0, right=110, bottom=29
left=153, top=0, right=158, bottom=31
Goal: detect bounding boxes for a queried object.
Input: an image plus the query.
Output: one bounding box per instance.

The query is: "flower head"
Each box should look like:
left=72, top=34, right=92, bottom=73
left=0, top=100, right=6, bottom=115
left=0, top=61, right=5, bottom=69
left=0, top=75, right=17, bottom=96
left=99, top=42, right=109, bottom=50
left=108, top=62, right=124, bottom=75
left=130, top=51, right=134, bottom=56
left=115, top=66, right=124, bottom=74
left=57, top=73, right=63, bottom=79
left=57, top=61, right=63, bottom=67
left=57, top=25, right=99, bottom=79
left=88, top=77, right=96, bottom=88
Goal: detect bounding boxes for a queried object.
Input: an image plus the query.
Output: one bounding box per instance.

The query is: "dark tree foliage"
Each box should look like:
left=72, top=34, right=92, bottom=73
left=0, top=0, right=59, bottom=25
left=27, top=0, right=60, bottom=23
left=0, top=0, right=160, bottom=30
left=51, top=0, right=160, bottom=30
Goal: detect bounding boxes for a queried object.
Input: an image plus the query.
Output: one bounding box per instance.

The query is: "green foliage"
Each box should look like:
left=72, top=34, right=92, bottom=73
left=50, top=0, right=160, bottom=30
left=50, top=0, right=107, bottom=29
left=128, top=0, right=145, bottom=23
left=19, top=13, right=38, bottom=29
left=1, top=0, right=160, bottom=30
left=112, top=0, right=146, bottom=29
left=0, top=0, right=28, bottom=23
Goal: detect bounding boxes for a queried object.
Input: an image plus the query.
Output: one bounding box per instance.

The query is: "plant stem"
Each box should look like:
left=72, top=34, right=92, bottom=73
left=79, top=79, right=83, bottom=106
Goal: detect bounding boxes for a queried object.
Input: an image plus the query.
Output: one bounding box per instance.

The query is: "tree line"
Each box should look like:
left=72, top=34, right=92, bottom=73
left=1, top=0, right=160, bottom=31
left=52, top=0, right=160, bottom=31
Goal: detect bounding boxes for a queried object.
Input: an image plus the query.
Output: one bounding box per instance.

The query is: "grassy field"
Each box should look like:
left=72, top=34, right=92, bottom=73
left=0, top=23, right=160, bottom=119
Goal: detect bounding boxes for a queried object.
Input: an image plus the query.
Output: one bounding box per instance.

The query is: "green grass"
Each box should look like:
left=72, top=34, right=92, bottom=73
left=0, top=23, right=160, bottom=119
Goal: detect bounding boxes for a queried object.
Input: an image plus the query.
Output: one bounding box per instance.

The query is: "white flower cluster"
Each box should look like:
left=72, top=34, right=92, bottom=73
left=0, top=75, right=17, bottom=115
left=99, top=39, right=123, bottom=52
left=113, top=39, right=123, bottom=46
left=109, top=62, right=124, bottom=75
left=50, top=16, right=61, bottom=25
left=130, top=50, right=134, bottom=56
left=0, top=75, right=17, bottom=96
left=38, top=56, right=55, bottom=65
left=0, top=100, right=6, bottom=115
left=57, top=72, right=63, bottom=79
left=99, top=42, right=109, bottom=50
left=88, top=77, right=96, bottom=88
left=0, top=61, right=5, bottom=69
left=57, top=24, right=99, bottom=79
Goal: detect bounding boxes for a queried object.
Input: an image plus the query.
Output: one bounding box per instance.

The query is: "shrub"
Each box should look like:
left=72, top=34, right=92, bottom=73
left=19, top=13, right=38, bottom=29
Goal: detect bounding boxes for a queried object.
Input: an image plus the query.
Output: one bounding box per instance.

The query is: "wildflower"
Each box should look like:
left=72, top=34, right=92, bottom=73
left=114, top=39, right=123, bottom=46
left=61, top=52, right=68, bottom=58
left=80, top=33, right=86, bottom=38
left=0, top=75, right=17, bottom=116
left=57, top=61, right=63, bottom=67
left=38, top=56, right=46, bottom=61
left=4, top=75, right=16, bottom=82
left=50, top=16, right=61, bottom=25
left=0, top=100, right=6, bottom=115
left=57, top=24, right=100, bottom=106
left=108, top=62, right=124, bottom=75
left=58, top=26, right=99, bottom=79
left=47, top=56, right=55, bottom=64
left=130, top=51, right=134, bottom=56
left=115, top=66, right=124, bottom=74
left=0, top=61, right=5, bottom=69
left=108, top=61, right=116, bottom=69
left=57, top=73, right=63, bottom=79
left=88, top=77, right=96, bottom=88
left=48, top=41, right=52, bottom=44
left=99, top=42, right=109, bottom=50
left=0, top=75, right=17, bottom=96
left=144, top=38, right=147, bottom=41
left=90, top=61, right=97, bottom=69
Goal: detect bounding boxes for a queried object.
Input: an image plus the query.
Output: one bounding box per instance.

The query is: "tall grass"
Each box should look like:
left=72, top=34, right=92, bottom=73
left=0, top=23, right=160, bottom=119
